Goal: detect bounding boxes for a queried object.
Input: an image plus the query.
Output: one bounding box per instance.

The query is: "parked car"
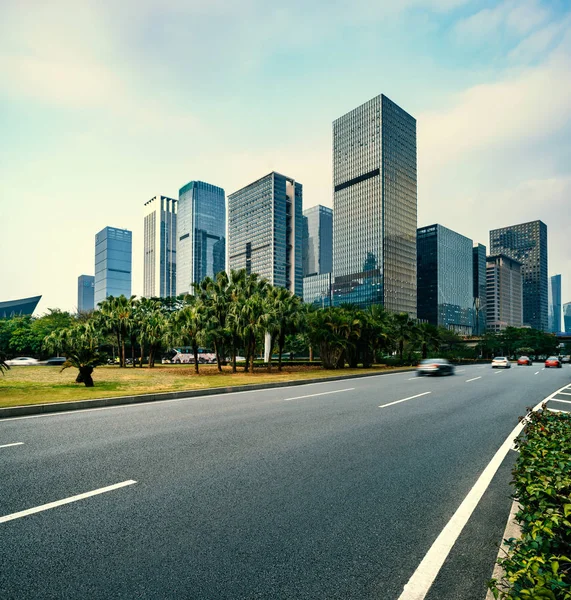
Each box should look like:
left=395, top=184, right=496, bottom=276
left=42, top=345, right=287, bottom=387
left=5, top=357, right=39, bottom=366
left=545, top=356, right=562, bottom=368
left=491, top=357, right=511, bottom=369
left=416, top=358, right=455, bottom=376
left=561, top=355, right=570, bottom=364
left=517, top=356, right=532, bottom=366
left=44, top=357, right=67, bottom=366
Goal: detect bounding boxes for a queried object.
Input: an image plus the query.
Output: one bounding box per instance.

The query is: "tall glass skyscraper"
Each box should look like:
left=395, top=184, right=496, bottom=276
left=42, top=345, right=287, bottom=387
left=332, top=94, right=417, bottom=314
left=472, top=244, right=487, bottom=335
left=489, top=220, right=548, bottom=331
left=548, top=274, right=562, bottom=333
left=177, top=181, right=226, bottom=294
left=564, top=302, right=571, bottom=334
left=94, top=227, right=132, bottom=306
left=303, top=273, right=333, bottom=308
left=302, top=205, right=333, bottom=277
left=77, top=275, right=95, bottom=312
left=143, top=195, right=177, bottom=298
left=486, top=255, right=523, bottom=332
left=228, top=172, right=303, bottom=296
left=417, top=224, right=474, bottom=334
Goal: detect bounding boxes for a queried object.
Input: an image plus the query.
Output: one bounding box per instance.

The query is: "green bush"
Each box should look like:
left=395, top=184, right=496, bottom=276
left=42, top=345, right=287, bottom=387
left=489, top=408, right=571, bottom=599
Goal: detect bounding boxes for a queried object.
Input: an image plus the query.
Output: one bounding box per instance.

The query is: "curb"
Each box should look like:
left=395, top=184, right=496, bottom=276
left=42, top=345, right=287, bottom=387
left=0, top=367, right=415, bottom=420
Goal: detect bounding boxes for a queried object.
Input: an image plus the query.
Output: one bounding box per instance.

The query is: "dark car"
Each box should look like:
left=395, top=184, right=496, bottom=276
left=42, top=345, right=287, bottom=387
left=44, top=357, right=67, bottom=366
left=416, top=358, right=455, bottom=376
left=545, top=356, right=562, bottom=368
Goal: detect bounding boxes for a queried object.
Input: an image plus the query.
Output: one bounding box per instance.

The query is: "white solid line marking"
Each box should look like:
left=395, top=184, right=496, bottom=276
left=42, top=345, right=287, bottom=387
left=379, top=392, right=431, bottom=409
left=551, top=398, right=571, bottom=405
left=0, top=480, right=137, bottom=525
left=495, top=371, right=502, bottom=375
left=557, top=392, right=571, bottom=396
left=0, top=442, right=24, bottom=449
left=397, top=384, right=570, bottom=600
left=547, top=408, right=568, bottom=413
left=284, top=388, right=355, bottom=401
left=466, top=377, right=482, bottom=382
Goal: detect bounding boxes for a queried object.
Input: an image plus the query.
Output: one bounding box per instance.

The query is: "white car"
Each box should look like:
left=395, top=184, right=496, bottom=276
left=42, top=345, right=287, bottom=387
left=491, top=356, right=511, bottom=369
left=5, top=357, right=40, bottom=366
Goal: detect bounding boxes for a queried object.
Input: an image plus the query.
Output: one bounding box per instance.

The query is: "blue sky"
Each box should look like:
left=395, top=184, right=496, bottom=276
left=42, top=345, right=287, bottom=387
left=1, top=0, right=570, bottom=313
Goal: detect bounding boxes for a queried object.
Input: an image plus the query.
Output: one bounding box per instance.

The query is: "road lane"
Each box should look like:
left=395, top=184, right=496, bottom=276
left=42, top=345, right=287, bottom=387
left=1, top=364, right=570, bottom=599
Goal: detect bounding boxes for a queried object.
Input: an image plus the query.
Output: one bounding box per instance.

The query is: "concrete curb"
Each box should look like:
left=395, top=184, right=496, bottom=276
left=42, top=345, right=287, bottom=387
left=0, top=367, right=415, bottom=420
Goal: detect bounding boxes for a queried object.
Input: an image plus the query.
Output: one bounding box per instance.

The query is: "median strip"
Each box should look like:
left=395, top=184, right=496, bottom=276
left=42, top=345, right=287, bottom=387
left=466, top=376, right=482, bottom=382
left=378, top=391, right=431, bottom=409
left=284, top=388, right=355, bottom=401
left=0, top=442, right=24, bottom=449
left=0, top=480, right=137, bottom=524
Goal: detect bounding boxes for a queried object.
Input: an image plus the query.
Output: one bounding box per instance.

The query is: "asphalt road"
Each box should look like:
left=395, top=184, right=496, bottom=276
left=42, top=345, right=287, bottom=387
left=1, top=363, right=570, bottom=599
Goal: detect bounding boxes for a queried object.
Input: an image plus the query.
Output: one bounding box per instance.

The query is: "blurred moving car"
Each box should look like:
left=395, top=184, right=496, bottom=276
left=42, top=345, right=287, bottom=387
left=5, top=357, right=39, bottom=366
left=44, top=357, right=67, bottom=366
left=545, top=356, right=562, bottom=368
left=416, top=358, right=455, bottom=376
left=561, top=355, right=570, bottom=364
left=491, top=357, right=511, bottom=369
left=517, top=356, right=532, bottom=366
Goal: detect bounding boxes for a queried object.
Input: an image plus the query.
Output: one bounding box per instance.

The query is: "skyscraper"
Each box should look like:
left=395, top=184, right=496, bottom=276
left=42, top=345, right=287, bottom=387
left=177, top=181, right=226, bottom=294
left=486, top=255, right=523, bottom=332
left=417, top=224, right=474, bottom=334
left=94, top=227, right=132, bottom=306
left=77, top=275, right=95, bottom=312
left=302, top=205, right=333, bottom=277
left=228, top=172, right=303, bottom=296
left=143, top=195, right=177, bottom=298
left=472, top=244, right=487, bottom=335
left=489, top=220, right=548, bottom=331
left=332, top=94, right=417, bottom=314
left=548, top=274, right=562, bottom=333
left=564, top=302, right=571, bottom=334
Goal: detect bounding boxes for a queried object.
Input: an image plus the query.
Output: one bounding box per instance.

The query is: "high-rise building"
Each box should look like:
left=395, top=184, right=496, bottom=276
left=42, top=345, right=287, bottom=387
left=472, top=244, right=487, bottom=335
left=486, top=254, right=523, bottom=332
left=303, top=273, right=332, bottom=308
left=332, top=94, right=417, bottom=314
left=302, top=205, right=333, bottom=277
left=143, top=195, right=177, bottom=298
left=77, top=275, right=95, bottom=312
left=228, top=172, right=303, bottom=296
left=489, top=220, right=548, bottom=330
left=94, top=227, right=132, bottom=306
left=564, top=302, right=571, bottom=334
left=177, top=181, right=226, bottom=294
left=417, top=224, right=474, bottom=334
left=548, top=274, right=562, bottom=333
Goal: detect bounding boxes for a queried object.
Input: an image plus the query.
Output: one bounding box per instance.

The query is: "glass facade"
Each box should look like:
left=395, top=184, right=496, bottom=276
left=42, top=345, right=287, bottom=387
left=332, top=94, right=417, bottom=314
left=0, top=296, right=42, bottom=319
left=490, top=220, right=548, bottom=331
left=417, top=224, right=474, bottom=334
left=177, top=181, right=225, bottom=294
left=77, top=274, right=95, bottom=312
left=472, top=244, right=487, bottom=335
left=303, top=273, right=332, bottom=307
left=94, top=227, right=132, bottom=306
left=548, top=274, right=562, bottom=333
left=486, top=255, right=523, bottom=332
left=228, top=172, right=303, bottom=296
left=302, top=205, right=333, bottom=277
left=143, top=195, right=177, bottom=298
left=564, top=302, right=571, bottom=334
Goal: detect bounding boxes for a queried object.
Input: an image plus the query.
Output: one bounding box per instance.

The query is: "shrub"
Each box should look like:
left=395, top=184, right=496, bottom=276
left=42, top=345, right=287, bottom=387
left=489, top=407, right=571, bottom=599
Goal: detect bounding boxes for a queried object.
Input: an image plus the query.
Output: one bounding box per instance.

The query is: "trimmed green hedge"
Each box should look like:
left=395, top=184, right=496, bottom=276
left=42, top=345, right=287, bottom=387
left=489, top=407, right=571, bottom=599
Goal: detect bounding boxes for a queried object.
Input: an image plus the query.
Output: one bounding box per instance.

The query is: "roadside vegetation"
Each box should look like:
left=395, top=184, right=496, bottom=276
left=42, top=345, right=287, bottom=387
left=489, top=408, right=571, bottom=599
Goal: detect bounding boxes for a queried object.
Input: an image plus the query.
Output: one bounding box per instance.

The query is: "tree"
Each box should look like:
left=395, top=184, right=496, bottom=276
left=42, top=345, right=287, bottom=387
left=96, top=295, right=136, bottom=367
left=137, top=298, right=167, bottom=368
left=172, top=298, right=205, bottom=374
left=414, top=322, right=441, bottom=359
left=0, top=352, right=9, bottom=375
left=266, top=287, right=301, bottom=371
left=306, top=308, right=351, bottom=369
left=392, top=313, right=416, bottom=361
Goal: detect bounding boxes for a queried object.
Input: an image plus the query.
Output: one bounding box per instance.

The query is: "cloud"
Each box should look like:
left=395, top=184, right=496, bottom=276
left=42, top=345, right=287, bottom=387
left=508, top=15, right=571, bottom=63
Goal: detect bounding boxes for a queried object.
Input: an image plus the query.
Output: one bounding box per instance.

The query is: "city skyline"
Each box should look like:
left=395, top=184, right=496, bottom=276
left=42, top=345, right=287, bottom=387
left=1, top=0, right=570, bottom=313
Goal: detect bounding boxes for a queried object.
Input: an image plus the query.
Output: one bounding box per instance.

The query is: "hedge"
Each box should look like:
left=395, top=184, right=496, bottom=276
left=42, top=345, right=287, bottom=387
left=489, top=407, right=571, bottom=599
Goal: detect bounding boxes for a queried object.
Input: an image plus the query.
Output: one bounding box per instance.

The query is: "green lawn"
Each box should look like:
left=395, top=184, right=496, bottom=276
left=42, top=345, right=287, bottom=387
left=0, top=364, right=411, bottom=408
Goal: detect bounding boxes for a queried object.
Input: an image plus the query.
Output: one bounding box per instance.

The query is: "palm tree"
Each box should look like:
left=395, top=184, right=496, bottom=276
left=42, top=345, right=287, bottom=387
left=96, top=295, right=136, bottom=367
left=171, top=298, right=205, bottom=374
left=0, top=352, right=9, bottom=375
left=392, top=312, right=416, bottom=361
left=414, top=322, right=440, bottom=360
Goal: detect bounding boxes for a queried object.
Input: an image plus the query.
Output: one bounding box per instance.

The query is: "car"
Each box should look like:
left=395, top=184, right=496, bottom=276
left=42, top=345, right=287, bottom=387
left=416, top=358, right=455, bottom=376
left=561, top=355, right=570, bottom=364
left=545, top=356, right=562, bottom=368
left=4, top=357, right=40, bottom=366
left=44, top=357, right=67, bottom=366
left=517, top=356, right=532, bottom=366
left=491, top=357, right=511, bottom=369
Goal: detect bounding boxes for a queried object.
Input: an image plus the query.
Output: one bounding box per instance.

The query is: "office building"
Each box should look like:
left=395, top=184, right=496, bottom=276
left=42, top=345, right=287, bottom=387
left=332, top=94, right=417, bottom=313
left=472, top=244, right=487, bottom=335
left=0, top=296, right=42, bottom=319
left=77, top=275, right=95, bottom=312
left=417, top=224, right=474, bottom=334
left=143, top=195, right=177, bottom=298
left=548, top=274, right=562, bottom=333
left=302, top=205, right=333, bottom=277
left=564, top=302, right=571, bottom=333
left=94, top=227, right=132, bottom=306
left=303, top=273, right=332, bottom=308
left=489, top=220, right=548, bottom=330
left=177, top=181, right=225, bottom=294
left=228, top=172, right=303, bottom=296
left=486, top=254, right=523, bottom=332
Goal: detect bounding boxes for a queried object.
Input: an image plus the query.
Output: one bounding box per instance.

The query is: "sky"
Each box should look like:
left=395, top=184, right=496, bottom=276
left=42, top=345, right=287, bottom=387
left=1, top=0, right=570, bottom=314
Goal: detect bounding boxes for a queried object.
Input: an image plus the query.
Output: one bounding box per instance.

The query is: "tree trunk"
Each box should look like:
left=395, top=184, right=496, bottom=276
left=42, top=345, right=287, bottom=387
left=79, top=366, right=94, bottom=387
left=121, top=340, right=126, bottom=368
left=131, top=338, right=135, bottom=367
left=399, top=339, right=404, bottom=361
left=309, top=346, right=314, bottom=362
left=422, top=342, right=427, bottom=360
left=193, top=342, right=199, bottom=374
left=232, top=342, right=237, bottom=374
left=116, top=331, right=121, bottom=366
left=244, top=337, right=250, bottom=373
left=214, top=341, right=222, bottom=372
left=249, top=335, right=255, bottom=373
left=278, top=332, right=285, bottom=372
left=75, top=371, right=84, bottom=384
left=140, top=343, right=144, bottom=368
